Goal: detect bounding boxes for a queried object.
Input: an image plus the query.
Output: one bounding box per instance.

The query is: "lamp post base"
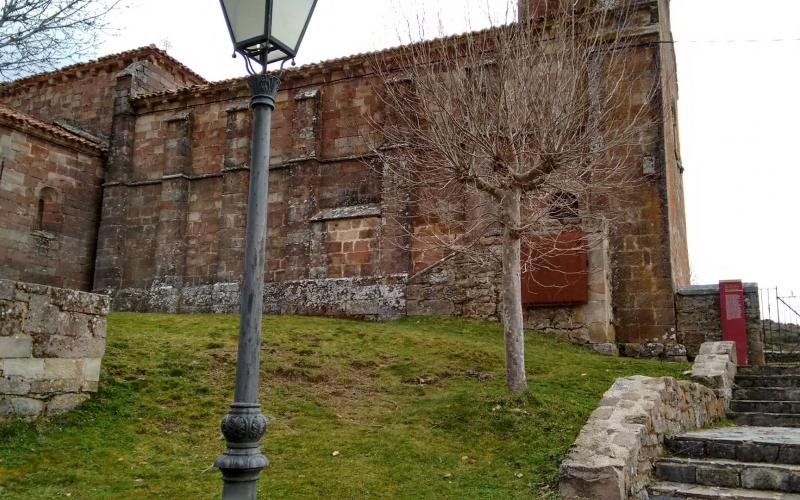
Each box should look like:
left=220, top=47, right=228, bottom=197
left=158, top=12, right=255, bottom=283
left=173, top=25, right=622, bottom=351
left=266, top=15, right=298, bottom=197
left=215, top=403, right=269, bottom=499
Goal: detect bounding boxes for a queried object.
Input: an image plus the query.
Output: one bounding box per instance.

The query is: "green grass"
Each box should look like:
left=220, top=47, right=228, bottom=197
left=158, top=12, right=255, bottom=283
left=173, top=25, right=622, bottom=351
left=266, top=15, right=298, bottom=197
left=0, top=314, right=689, bottom=499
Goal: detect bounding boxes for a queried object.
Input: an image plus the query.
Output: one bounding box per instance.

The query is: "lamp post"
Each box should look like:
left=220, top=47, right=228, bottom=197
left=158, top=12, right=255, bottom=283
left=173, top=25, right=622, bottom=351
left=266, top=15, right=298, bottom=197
left=215, top=1, right=317, bottom=499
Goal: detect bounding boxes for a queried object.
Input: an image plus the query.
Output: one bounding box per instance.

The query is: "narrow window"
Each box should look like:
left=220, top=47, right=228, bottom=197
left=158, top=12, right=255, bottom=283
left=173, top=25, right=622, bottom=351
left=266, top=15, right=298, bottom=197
left=36, top=198, right=45, bottom=230
left=549, top=191, right=579, bottom=220
left=35, top=187, right=61, bottom=233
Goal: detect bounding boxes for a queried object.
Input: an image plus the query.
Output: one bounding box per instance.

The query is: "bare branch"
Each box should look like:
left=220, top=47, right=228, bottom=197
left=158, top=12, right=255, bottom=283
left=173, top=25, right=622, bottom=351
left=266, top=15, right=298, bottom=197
left=0, top=0, right=124, bottom=81
left=368, top=0, right=658, bottom=393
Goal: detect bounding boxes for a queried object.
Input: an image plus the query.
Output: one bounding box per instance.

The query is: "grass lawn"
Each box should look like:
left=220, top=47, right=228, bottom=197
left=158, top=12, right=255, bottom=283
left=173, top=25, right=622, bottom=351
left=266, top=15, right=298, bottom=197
left=0, top=314, right=689, bottom=499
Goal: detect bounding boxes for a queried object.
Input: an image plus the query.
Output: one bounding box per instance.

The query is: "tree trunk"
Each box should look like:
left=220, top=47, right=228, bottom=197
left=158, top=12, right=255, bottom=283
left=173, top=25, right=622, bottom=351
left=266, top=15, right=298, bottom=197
left=501, top=188, right=528, bottom=394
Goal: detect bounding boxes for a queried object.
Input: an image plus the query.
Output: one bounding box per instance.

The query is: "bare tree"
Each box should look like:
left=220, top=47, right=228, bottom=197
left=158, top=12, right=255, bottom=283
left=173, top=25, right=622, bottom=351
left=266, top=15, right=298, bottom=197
left=371, top=0, right=656, bottom=393
left=0, top=0, right=123, bottom=81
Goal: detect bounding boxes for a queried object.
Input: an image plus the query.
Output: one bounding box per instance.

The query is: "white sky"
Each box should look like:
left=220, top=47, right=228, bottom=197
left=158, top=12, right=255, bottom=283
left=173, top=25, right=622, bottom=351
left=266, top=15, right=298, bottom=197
left=97, top=0, right=800, bottom=296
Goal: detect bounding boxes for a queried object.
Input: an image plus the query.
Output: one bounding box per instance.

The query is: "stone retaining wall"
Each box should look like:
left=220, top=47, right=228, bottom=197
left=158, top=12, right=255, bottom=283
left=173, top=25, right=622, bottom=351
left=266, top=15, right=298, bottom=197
left=559, top=375, right=724, bottom=500
left=109, top=275, right=406, bottom=321
left=676, top=283, right=764, bottom=364
left=0, top=280, right=108, bottom=419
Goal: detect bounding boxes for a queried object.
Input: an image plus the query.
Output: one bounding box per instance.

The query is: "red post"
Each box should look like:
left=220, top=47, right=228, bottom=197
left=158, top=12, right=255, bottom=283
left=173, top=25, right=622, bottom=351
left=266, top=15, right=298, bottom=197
left=719, top=280, right=749, bottom=365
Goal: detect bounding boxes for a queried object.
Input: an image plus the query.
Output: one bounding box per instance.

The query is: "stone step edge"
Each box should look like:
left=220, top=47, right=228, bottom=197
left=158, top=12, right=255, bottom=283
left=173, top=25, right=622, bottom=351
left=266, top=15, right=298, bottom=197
left=733, top=389, right=800, bottom=402
left=649, top=481, right=798, bottom=499
left=656, top=456, right=800, bottom=487
left=666, top=435, right=800, bottom=465
left=731, top=400, right=800, bottom=403
left=658, top=456, right=800, bottom=472
left=729, top=412, right=800, bottom=419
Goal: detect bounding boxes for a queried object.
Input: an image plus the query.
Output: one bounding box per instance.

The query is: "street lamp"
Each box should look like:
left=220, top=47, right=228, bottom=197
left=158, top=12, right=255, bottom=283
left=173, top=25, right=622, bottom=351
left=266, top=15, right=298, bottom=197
left=214, top=1, right=317, bottom=499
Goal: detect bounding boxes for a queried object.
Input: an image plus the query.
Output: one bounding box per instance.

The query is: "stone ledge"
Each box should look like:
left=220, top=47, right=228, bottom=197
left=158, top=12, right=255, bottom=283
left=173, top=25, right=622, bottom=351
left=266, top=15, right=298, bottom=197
left=309, top=204, right=381, bottom=222
left=691, top=341, right=738, bottom=409
left=111, top=275, right=409, bottom=321
left=677, top=283, right=758, bottom=296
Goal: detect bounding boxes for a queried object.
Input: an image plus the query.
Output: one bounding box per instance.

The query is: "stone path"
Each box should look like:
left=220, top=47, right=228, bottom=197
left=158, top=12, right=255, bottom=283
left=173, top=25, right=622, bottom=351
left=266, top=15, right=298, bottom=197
left=649, top=366, right=800, bottom=499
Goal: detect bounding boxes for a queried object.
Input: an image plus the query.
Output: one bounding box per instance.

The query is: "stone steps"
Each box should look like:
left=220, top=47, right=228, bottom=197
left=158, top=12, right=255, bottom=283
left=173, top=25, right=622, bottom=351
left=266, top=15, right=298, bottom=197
left=766, top=352, right=800, bottom=364
left=649, top=368, right=800, bottom=498
left=731, top=412, right=800, bottom=428
left=734, top=387, right=800, bottom=402
left=649, top=481, right=800, bottom=499
left=737, top=375, right=800, bottom=388
left=740, top=366, right=800, bottom=376
left=655, top=457, right=800, bottom=492
left=732, top=401, right=800, bottom=414
left=666, top=428, right=800, bottom=465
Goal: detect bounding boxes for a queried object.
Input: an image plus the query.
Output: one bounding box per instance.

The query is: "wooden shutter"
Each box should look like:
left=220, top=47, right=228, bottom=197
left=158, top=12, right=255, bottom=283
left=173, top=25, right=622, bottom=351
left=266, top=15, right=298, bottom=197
left=521, top=231, right=589, bottom=307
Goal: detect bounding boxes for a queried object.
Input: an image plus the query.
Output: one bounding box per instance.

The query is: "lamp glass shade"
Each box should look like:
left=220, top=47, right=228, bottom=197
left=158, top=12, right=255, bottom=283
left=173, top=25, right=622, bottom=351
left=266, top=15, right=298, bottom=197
left=220, top=0, right=317, bottom=65
left=271, top=0, right=316, bottom=54
left=221, top=0, right=267, bottom=47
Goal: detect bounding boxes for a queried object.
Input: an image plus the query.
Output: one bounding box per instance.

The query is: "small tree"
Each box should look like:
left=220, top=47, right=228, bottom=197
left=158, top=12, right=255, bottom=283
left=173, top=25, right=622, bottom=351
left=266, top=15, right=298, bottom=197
left=372, top=0, right=655, bottom=393
left=0, top=0, right=122, bottom=81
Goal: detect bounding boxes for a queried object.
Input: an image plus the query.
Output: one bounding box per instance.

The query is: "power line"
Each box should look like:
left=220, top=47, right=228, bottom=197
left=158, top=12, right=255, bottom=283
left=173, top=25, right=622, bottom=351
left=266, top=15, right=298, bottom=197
left=663, top=37, right=800, bottom=44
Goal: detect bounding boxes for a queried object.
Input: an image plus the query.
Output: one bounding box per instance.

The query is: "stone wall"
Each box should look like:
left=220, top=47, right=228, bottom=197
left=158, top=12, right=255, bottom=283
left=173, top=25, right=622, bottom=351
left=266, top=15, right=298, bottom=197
left=559, top=375, right=724, bottom=500
left=676, top=283, right=765, bottom=365
left=110, top=275, right=406, bottom=321
left=0, top=280, right=108, bottom=419
left=0, top=118, right=105, bottom=291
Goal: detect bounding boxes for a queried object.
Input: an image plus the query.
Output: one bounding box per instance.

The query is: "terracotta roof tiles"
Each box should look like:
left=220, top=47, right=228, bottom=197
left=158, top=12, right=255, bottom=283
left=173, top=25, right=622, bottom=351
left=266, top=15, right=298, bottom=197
left=0, top=45, right=207, bottom=94
left=0, top=104, right=108, bottom=153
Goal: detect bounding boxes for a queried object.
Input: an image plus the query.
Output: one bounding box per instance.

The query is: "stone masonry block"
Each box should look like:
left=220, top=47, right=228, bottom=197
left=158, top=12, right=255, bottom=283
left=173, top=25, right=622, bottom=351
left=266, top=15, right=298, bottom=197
left=82, top=380, right=99, bottom=392
left=0, top=300, right=26, bottom=337
left=58, top=312, right=93, bottom=338
left=698, top=341, right=737, bottom=364
left=83, top=358, right=102, bottom=383
left=0, top=358, right=45, bottom=379
left=46, top=393, right=90, bottom=416
left=32, top=333, right=105, bottom=359
left=51, top=287, right=110, bottom=316
left=24, top=294, right=60, bottom=335
left=0, top=376, right=31, bottom=395
left=0, top=335, right=33, bottom=358
left=0, top=280, right=13, bottom=300
left=28, top=377, right=83, bottom=395
left=559, top=463, right=625, bottom=500
left=42, top=359, right=84, bottom=380
left=0, top=397, right=43, bottom=418
left=14, top=282, right=52, bottom=302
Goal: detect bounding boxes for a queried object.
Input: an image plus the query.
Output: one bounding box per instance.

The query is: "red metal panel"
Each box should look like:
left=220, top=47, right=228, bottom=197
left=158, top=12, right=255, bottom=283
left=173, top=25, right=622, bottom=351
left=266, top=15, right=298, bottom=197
left=720, top=280, right=749, bottom=365
left=521, top=231, right=589, bottom=307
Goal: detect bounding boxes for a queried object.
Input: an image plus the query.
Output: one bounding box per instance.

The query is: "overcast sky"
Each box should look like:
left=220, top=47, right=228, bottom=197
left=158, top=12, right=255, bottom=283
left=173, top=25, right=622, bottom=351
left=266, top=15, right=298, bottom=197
left=97, top=0, right=800, bottom=299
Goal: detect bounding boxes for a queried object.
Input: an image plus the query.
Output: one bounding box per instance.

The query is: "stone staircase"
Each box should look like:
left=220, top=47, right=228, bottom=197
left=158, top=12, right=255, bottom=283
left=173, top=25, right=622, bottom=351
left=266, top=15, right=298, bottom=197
left=731, top=366, right=800, bottom=428
left=649, top=366, right=800, bottom=499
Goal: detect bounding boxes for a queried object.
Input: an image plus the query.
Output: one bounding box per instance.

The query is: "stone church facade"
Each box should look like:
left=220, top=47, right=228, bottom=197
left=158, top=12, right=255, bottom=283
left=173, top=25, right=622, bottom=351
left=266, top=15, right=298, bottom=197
left=0, top=0, right=689, bottom=351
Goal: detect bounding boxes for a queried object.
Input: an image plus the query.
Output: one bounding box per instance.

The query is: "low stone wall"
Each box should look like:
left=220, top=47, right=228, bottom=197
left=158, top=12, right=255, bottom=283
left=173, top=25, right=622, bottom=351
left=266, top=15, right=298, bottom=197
left=559, top=376, right=724, bottom=500
left=690, top=341, right=738, bottom=409
left=675, top=283, right=764, bottom=364
left=0, top=280, right=108, bottom=419
left=110, top=275, right=407, bottom=320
